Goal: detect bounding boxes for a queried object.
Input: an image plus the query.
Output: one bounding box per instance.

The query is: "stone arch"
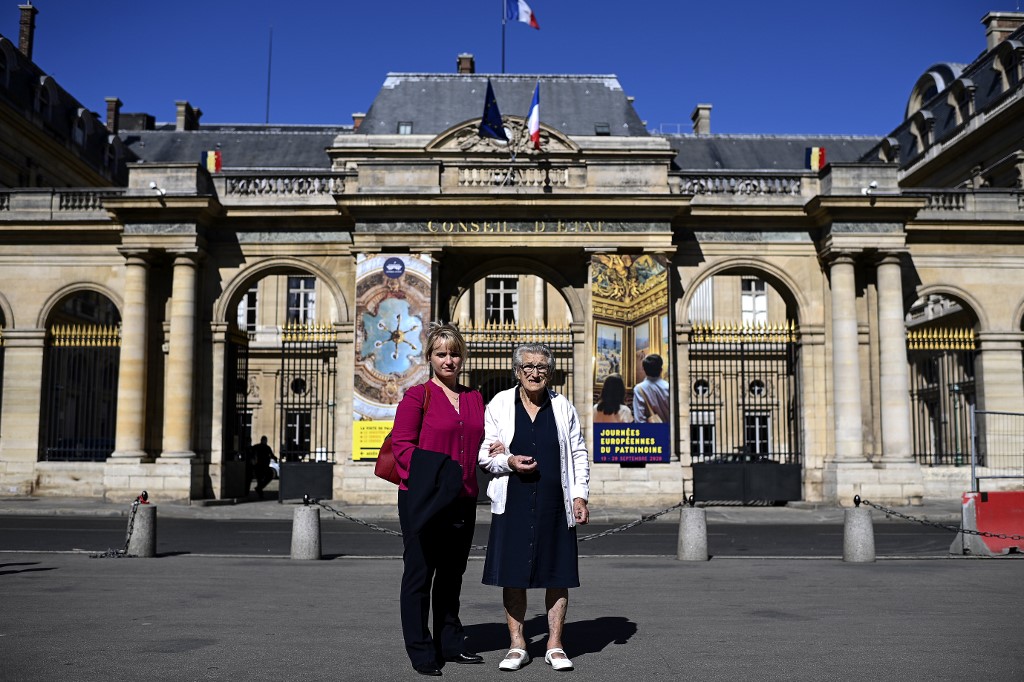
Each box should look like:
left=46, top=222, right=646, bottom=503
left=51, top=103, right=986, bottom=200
left=0, top=290, right=14, bottom=328
left=37, top=282, right=123, bottom=328
left=441, top=255, right=585, bottom=324
left=908, top=284, right=987, bottom=332
left=1013, top=294, right=1024, bottom=333
left=213, top=257, right=349, bottom=325
left=677, top=257, right=808, bottom=324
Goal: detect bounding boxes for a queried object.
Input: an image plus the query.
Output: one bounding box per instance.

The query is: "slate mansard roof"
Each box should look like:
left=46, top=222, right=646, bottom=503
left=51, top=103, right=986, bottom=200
left=122, top=125, right=352, bottom=170
left=358, top=73, right=650, bottom=137
left=665, top=135, right=881, bottom=172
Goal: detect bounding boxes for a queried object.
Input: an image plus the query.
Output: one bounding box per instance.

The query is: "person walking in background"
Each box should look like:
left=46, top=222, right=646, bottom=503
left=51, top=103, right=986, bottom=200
left=593, top=373, right=633, bottom=423
left=250, top=436, right=277, bottom=499
left=633, top=353, right=670, bottom=424
left=391, top=323, right=491, bottom=676
left=478, top=342, right=590, bottom=672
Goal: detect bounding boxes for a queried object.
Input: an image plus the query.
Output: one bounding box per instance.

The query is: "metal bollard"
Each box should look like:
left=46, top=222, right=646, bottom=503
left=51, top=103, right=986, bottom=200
left=127, top=503, right=157, bottom=558
left=843, top=496, right=875, bottom=562
left=677, top=497, right=709, bottom=561
left=291, top=499, right=321, bottom=560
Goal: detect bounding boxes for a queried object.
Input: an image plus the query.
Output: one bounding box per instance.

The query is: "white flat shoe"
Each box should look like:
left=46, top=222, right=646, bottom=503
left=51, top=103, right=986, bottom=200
left=544, top=648, right=574, bottom=671
left=498, top=648, right=529, bottom=671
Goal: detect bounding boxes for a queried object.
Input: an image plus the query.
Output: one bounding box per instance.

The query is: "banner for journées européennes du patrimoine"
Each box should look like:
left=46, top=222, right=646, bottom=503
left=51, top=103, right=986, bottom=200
left=591, top=254, right=671, bottom=463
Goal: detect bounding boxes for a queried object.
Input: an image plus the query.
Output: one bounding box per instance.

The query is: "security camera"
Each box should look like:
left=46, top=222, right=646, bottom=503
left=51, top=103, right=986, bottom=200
left=861, top=180, right=878, bottom=196
left=148, top=181, right=166, bottom=196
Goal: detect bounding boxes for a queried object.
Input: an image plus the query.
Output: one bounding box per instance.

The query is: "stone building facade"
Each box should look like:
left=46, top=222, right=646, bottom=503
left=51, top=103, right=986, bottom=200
left=0, top=7, right=1022, bottom=508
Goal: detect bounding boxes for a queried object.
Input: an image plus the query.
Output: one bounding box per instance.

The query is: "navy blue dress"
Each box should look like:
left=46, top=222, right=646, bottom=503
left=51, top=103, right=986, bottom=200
left=482, top=393, right=580, bottom=588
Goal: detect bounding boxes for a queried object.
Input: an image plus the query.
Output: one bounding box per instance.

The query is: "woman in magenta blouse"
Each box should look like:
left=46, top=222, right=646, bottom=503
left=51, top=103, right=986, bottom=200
left=391, top=323, right=488, bottom=676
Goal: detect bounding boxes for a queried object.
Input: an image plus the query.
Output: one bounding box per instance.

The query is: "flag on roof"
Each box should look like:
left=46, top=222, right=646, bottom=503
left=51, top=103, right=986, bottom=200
left=201, top=150, right=222, bottom=173
left=527, top=83, right=540, bottom=150
left=506, top=0, right=540, bottom=29
left=805, top=147, right=826, bottom=171
left=479, top=79, right=508, bottom=142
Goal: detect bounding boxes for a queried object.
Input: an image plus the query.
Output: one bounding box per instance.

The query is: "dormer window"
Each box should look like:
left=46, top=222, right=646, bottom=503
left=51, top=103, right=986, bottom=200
left=992, top=40, right=1023, bottom=92
left=946, top=79, right=975, bottom=127
left=594, top=122, right=610, bottom=136
left=34, top=76, right=57, bottom=120
left=72, top=109, right=89, bottom=146
left=909, top=111, right=935, bottom=157
left=397, top=121, right=413, bottom=135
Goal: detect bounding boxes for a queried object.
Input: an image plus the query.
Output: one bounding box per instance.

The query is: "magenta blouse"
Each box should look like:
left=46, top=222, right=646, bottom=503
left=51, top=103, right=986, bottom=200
left=391, top=381, right=485, bottom=497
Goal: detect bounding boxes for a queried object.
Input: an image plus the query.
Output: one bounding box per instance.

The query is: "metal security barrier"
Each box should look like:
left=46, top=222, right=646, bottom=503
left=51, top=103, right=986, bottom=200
left=971, top=410, right=1024, bottom=492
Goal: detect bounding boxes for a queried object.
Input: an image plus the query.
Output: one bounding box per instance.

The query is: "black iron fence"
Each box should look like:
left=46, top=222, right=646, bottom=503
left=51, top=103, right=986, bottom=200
left=460, top=321, right=574, bottom=403
left=279, top=323, right=337, bottom=462
left=908, top=328, right=976, bottom=466
left=40, top=324, right=120, bottom=462
left=687, top=321, right=802, bottom=464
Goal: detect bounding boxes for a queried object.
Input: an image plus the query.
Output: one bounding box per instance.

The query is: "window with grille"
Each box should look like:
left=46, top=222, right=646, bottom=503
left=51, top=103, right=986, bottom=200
left=744, top=413, right=771, bottom=456
left=286, top=277, right=316, bottom=324
left=690, top=410, right=716, bottom=458
left=485, top=275, right=518, bottom=324
left=236, top=284, right=258, bottom=332
left=741, top=278, right=766, bottom=325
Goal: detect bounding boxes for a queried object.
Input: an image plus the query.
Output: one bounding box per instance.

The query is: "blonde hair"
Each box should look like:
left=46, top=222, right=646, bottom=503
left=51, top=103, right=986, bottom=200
left=424, top=322, right=467, bottom=361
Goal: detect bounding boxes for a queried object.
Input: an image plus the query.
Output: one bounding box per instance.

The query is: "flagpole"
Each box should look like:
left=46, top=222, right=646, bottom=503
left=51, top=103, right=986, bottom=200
left=265, top=27, right=273, bottom=124
left=501, top=0, right=506, bottom=74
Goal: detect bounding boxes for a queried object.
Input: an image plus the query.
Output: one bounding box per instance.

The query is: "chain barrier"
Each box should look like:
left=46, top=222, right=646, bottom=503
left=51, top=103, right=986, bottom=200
left=308, top=495, right=687, bottom=550
left=90, top=491, right=148, bottom=559
left=858, top=496, right=1024, bottom=541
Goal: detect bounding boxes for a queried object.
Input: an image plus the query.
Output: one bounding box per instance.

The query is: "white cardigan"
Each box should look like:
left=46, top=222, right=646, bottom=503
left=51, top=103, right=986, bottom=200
left=477, top=386, right=590, bottom=527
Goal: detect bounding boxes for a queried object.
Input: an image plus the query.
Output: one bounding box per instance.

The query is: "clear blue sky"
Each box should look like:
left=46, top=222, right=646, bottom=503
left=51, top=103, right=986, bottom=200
left=1, top=0, right=1014, bottom=135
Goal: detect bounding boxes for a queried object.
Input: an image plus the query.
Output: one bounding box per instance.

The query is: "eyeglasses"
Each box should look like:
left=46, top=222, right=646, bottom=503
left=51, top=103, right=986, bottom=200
left=517, top=364, right=549, bottom=375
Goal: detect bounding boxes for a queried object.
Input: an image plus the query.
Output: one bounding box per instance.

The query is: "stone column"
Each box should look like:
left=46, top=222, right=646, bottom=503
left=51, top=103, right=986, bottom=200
left=112, top=252, right=151, bottom=459
left=829, top=254, right=864, bottom=462
left=161, top=252, right=198, bottom=458
left=0, top=329, right=46, bottom=492
left=875, top=254, right=914, bottom=464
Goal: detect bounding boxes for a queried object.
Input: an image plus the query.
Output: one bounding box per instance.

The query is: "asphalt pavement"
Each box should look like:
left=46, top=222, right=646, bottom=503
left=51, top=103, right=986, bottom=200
left=2, top=493, right=1022, bottom=681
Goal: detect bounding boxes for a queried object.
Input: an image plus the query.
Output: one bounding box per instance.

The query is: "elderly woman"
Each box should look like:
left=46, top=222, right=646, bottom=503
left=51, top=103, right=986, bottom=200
left=478, top=342, right=590, bottom=672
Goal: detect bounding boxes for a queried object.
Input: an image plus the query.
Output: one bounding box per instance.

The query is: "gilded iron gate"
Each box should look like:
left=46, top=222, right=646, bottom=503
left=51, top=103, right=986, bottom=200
left=459, top=321, right=574, bottom=403
left=40, top=324, right=120, bottom=461
left=279, top=323, right=337, bottom=462
left=908, top=328, right=976, bottom=466
left=687, top=321, right=802, bottom=502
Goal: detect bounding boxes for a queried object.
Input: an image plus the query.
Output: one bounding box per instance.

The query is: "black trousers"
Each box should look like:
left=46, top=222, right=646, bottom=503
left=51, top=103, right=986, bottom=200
left=398, top=492, right=476, bottom=667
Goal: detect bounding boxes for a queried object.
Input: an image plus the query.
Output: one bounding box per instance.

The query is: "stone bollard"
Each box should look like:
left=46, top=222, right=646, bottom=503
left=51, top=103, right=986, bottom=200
left=127, top=503, right=157, bottom=558
left=843, top=496, right=875, bottom=562
left=291, top=503, right=322, bottom=560
left=677, top=500, right=709, bottom=561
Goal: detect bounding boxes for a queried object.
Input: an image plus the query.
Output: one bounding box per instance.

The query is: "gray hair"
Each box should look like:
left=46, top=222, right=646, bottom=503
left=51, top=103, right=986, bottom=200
left=512, top=343, right=555, bottom=372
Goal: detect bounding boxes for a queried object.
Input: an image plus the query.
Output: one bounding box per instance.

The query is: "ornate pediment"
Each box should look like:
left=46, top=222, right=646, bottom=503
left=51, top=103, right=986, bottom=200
left=427, top=116, right=578, bottom=155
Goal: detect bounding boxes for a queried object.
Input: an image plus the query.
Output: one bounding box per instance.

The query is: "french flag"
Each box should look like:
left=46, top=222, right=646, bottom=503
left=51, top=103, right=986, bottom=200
left=527, top=83, right=540, bottom=149
left=506, top=0, right=540, bottom=30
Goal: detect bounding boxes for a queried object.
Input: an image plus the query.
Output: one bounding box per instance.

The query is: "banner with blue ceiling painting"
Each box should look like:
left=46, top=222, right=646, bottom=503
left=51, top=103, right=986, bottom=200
left=352, top=254, right=432, bottom=461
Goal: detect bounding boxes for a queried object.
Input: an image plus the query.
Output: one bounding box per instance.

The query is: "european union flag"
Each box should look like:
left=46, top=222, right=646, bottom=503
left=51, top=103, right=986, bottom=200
left=479, top=79, right=508, bottom=142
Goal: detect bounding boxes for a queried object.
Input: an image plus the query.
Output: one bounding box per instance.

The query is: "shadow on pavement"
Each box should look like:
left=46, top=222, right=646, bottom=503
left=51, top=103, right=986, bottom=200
left=464, top=613, right=638, bottom=661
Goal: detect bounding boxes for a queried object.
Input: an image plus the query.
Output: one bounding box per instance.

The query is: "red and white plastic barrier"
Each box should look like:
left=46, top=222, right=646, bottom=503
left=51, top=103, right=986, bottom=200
left=950, top=491, right=1024, bottom=556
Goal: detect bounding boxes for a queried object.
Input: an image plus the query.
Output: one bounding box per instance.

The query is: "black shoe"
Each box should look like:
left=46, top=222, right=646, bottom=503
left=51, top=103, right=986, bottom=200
left=413, top=663, right=443, bottom=676
left=446, top=652, right=484, bottom=664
